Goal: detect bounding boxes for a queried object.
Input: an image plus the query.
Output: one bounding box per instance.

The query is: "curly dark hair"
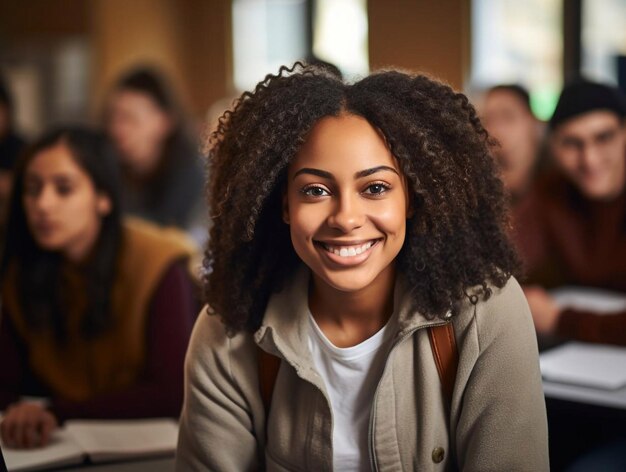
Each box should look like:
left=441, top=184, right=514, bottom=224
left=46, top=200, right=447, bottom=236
left=205, top=63, right=520, bottom=334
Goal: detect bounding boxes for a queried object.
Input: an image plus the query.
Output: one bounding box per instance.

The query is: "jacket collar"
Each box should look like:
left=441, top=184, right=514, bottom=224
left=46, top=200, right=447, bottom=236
left=254, top=265, right=449, bottom=371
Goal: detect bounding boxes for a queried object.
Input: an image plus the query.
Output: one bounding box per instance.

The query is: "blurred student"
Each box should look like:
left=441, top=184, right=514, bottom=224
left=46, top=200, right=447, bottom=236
left=0, top=127, right=198, bottom=449
left=513, top=79, right=626, bottom=346
left=105, top=67, right=205, bottom=235
left=0, top=75, right=26, bottom=237
left=482, top=84, right=544, bottom=204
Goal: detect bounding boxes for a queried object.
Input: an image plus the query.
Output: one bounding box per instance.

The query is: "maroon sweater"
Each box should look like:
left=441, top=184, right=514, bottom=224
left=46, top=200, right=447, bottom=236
left=0, top=261, right=197, bottom=421
left=513, top=172, right=626, bottom=346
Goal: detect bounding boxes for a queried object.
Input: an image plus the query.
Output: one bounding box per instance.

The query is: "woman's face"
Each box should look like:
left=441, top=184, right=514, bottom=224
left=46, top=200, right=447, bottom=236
left=107, top=90, right=172, bottom=174
left=23, top=142, right=111, bottom=262
left=285, top=113, right=410, bottom=295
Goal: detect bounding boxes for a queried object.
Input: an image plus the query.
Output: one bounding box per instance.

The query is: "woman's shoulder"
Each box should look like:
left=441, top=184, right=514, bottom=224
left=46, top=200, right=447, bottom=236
left=454, top=275, right=535, bottom=347
left=190, top=307, right=255, bottom=350
left=113, top=218, right=199, bottom=304
left=186, top=306, right=258, bottom=386
left=122, top=217, right=198, bottom=256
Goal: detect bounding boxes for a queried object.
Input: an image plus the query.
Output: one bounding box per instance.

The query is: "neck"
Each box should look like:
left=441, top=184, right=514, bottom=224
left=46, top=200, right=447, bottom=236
left=309, top=265, right=396, bottom=347
left=64, top=220, right=102, bottom=264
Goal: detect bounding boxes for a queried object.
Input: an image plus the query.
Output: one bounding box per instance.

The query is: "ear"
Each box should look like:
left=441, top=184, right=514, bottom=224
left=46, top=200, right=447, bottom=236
left=97, top=193, right=112, bottom=217
left=282, top=187, right=290, bottom=225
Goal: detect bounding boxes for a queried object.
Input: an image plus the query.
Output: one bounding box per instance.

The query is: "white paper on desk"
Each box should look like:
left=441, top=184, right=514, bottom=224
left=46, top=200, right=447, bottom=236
left=65, top=418, right=178, bottom=462
left=549, top=286, right=626, bottom=313
left=1, top=428, right=84, bottom=472
left=0, top=417, right=178, bottom=471
left=540, top=342, right=626, bottom=390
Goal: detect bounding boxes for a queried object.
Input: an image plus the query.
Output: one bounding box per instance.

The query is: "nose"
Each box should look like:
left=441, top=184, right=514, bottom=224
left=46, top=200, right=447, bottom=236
left=327, top=193, right=365, bottom=233
left=579, top=142, right=602, bottom=173
left=34, top=185, right=57, bottom=213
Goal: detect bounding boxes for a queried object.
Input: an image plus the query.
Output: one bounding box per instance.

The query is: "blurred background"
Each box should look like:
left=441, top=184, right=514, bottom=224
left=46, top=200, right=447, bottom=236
left=1, top=2, right=626, bottom=470
left=1, top=0, right=625, bottom=138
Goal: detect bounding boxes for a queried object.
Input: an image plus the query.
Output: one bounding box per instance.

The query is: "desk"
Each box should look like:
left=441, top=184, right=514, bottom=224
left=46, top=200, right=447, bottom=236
left=543, top=380, right=626, bottom=410
left=1, top=418, right=178, bottom=472
left=540, top=341, right=626, bottom=470
left=51, top=457, right=175, bottom=471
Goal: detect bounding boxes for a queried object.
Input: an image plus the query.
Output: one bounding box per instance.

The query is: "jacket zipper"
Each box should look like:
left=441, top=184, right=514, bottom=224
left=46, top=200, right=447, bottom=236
left=368, top=320, right=451, bottom=472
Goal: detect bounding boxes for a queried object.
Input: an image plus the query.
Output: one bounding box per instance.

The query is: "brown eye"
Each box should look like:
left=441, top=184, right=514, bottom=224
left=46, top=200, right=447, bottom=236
left=56, top=183, right=74, bottom=196
left=363, top=182, right=390, bottom=195
left=301, top=185, right=330, bottom=197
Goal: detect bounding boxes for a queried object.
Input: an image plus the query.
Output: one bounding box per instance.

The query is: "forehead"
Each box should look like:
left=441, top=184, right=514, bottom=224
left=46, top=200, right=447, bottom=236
left=485, top=90, right=529, bottom=112
left=26, top=142, right=85, bottom=178
left=291, top=114, right=398, bottom=171
left=110, top=89, right=159, bottom=112
left=554, top=110, right=623, bottom=139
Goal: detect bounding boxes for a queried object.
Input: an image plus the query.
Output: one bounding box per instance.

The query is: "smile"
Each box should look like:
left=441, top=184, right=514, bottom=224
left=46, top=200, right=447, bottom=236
left=315, top=239, right=381, bottom=258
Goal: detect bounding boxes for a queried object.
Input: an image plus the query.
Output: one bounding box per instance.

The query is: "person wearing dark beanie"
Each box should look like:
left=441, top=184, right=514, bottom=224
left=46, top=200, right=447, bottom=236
left=512, top=78, right=626, bottom=345
left=512, top=78, right=626, bottom=470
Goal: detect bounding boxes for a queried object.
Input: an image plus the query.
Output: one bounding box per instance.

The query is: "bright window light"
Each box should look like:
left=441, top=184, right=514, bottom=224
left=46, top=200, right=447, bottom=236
left=313, top=0, right=369, bottom=80
left=232, top=0, right=308, bottom=92
left=471, top=0, right=562, bottom=120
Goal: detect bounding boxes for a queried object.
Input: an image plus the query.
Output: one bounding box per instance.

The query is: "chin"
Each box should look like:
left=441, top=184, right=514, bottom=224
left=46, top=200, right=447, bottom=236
left=314, top=266, right=386, bottom=293
left=579, top=182, right=618, bottom=201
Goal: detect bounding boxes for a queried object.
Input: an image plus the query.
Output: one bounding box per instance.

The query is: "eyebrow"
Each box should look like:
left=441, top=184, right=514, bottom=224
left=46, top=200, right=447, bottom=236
left=293, top=165, right=400, bottom=180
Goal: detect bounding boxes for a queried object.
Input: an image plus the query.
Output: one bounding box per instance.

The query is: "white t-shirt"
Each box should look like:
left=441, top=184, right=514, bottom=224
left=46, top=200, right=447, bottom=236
left=307, top=313, right=395, bottom=472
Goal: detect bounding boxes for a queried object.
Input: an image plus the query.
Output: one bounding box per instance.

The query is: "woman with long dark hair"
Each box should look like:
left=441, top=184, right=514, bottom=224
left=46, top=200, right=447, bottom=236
left=0, top=127, right=198, bottom=449
left=105, top=66, right=205, bottom=234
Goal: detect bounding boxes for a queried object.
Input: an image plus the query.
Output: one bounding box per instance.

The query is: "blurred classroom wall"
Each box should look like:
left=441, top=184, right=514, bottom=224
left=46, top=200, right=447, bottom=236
left=368, top=0, right=469, bottom=90
left=0, top=0, right=233, bottom=133
left=0, top=0, right=471, bottom=134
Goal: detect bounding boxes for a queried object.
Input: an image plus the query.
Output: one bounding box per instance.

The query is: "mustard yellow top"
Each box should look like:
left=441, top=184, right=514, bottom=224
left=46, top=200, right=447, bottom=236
left=2, top=217, right=197, bottom=401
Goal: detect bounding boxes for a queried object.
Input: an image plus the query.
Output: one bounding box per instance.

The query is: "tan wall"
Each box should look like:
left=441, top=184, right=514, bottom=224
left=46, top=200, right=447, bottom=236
left=368, top=0, right=470, bottom=90
left=90, top=0, right=232, bottom=122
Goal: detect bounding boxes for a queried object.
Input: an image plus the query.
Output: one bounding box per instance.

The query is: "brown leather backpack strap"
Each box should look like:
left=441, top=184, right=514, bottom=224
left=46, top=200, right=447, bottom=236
left=428, top=323, right=459, bottom=406
left=258, top=346, right=281, bottom=414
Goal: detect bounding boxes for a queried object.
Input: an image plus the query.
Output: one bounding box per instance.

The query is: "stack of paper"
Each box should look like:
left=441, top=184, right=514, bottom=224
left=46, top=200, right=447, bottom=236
left=540, top=342, right=626, bottom=390
left=550, top=286, right=626, bottom=313
left=0, top=418, right=178, bottom=471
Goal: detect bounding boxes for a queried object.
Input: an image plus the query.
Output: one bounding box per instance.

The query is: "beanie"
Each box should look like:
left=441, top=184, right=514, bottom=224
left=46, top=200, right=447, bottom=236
left=549, top=79, right=626, bottom=130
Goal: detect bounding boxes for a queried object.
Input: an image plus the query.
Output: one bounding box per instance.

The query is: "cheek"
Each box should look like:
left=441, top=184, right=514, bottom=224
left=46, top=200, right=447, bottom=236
left=370, top=210, right=407, bottom=245
left=607, top=145, right=626, bottom=169
left=65, top=195, right=99, bottom=225
left=289, top=204, right=324, bottom=240
left=555, top=154, right=578, bottom=174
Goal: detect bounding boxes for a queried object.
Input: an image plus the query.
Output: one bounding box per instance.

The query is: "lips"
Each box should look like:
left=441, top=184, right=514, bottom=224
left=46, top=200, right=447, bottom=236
left=32, top=220, right=57, bottom=236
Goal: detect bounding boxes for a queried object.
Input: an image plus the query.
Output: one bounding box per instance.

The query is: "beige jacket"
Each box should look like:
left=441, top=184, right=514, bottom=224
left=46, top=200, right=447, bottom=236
left=176, top=269, right=549, bottom=471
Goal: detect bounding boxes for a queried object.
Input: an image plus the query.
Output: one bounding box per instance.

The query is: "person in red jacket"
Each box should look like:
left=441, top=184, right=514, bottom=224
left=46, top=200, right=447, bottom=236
left=513, top=79, right=626, bottom=346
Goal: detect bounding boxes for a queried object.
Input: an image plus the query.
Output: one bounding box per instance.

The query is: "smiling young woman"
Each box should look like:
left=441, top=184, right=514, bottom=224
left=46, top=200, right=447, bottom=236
left=176, top=64, right=549, bottom=471
left=285, top=114, right=409, bottom=348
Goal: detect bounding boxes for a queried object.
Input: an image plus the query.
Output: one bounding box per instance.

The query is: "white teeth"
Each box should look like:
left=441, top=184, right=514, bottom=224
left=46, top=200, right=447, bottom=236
left=324, top=241, right=375, bottom=257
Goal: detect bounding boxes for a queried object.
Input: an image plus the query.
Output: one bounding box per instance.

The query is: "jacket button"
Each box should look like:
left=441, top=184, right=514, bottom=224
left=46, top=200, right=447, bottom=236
left=432, top=447, right=445, bottom=463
